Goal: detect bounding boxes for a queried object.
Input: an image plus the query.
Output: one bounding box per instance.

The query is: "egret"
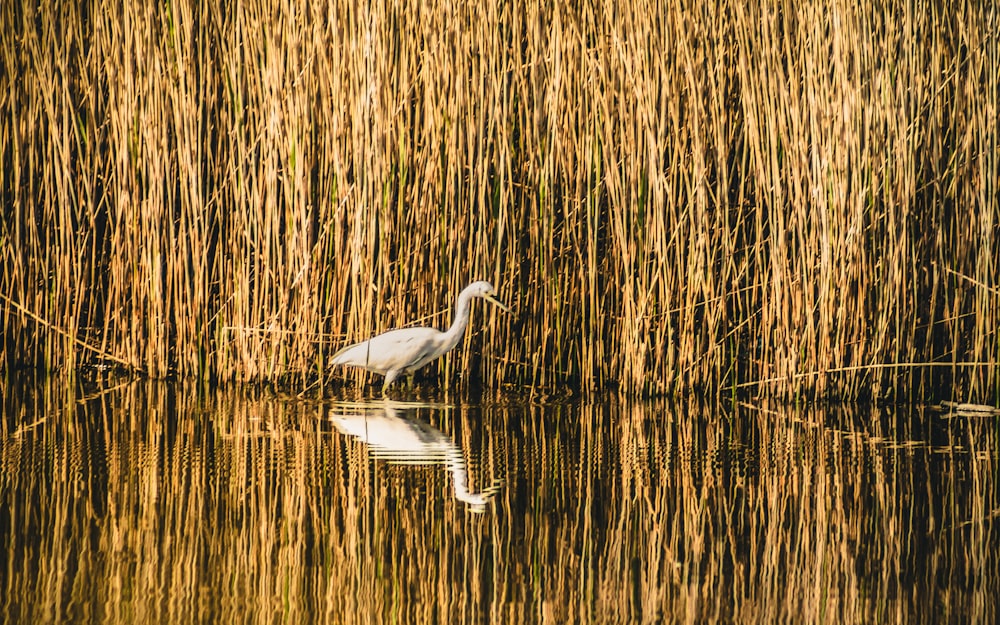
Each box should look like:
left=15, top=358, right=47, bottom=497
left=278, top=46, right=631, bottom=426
left=331, top=280, right=510, bottom=394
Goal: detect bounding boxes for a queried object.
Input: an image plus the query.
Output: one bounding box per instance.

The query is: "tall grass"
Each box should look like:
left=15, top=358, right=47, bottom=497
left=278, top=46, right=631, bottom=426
left=1, top=0, right=997, bottom=398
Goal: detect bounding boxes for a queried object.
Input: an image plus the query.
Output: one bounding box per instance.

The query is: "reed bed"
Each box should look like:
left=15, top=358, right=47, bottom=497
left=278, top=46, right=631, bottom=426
left=2, top=376, right=997, bottom=622
left=1, top=0, right=997, bottom=398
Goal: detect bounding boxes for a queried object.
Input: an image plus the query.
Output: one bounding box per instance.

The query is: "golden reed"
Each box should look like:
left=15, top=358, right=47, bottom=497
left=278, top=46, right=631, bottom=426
left=1, top=0, right=997, bottom=398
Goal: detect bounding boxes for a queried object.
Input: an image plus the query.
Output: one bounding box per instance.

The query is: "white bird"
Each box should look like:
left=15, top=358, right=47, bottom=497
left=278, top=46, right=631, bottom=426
left=331, top=280, right=510, bottom=394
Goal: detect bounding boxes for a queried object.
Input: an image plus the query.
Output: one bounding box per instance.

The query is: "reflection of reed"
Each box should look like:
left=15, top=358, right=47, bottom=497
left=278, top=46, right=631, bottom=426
left=1, top=377, right=997, bottom=623
left=326, top=401, right=502, bottom=511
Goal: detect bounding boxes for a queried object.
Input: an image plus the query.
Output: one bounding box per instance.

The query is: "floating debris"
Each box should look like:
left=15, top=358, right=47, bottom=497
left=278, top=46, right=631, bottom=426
left=932, top=401, right=1000, bottom=418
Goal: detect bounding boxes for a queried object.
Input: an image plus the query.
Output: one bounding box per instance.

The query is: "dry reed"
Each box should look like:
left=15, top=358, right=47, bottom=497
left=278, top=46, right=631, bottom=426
left=1, top=0, right=997, bottom=398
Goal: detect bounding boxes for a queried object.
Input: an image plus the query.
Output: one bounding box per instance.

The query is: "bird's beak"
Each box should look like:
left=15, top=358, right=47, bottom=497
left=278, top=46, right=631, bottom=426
left=485, top=292, right=511, bottom=314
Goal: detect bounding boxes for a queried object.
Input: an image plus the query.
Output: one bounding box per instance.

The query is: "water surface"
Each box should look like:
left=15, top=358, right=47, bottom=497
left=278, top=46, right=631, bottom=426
left=1, top=376, right=997, bottom=623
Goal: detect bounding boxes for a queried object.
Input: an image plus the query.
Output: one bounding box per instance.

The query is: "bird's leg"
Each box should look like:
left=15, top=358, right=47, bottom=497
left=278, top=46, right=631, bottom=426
left=382, top=369, right=400, bottom=399
left=406, top=374, right=415, bottom=391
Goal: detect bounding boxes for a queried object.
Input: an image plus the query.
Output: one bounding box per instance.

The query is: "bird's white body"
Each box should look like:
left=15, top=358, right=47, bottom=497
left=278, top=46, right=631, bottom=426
left=331, top=281, right=509, bottom=393
left=331, top=327, right=456, bottom=387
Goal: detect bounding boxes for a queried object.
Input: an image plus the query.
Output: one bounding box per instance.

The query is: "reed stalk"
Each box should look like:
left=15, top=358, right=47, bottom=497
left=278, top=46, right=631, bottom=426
left=1, top=0, right=997, bottom=398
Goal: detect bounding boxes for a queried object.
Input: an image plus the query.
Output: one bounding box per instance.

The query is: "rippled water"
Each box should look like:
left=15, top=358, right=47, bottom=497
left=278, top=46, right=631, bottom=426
left=1, top=376, right=997, bottom=623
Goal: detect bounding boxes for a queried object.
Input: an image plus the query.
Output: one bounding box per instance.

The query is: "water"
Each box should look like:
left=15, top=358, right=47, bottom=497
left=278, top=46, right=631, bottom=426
left=1, top=376, right=997, bottom=623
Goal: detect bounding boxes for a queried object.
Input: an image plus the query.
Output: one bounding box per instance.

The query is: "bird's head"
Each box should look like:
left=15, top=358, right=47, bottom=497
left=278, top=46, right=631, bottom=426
left=466, top=280, right=511, bottom=313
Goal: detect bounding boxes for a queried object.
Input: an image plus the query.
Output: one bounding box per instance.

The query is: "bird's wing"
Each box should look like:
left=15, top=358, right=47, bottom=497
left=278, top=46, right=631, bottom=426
left=372, top=328, right=443, bottom=370
left=332, top=328, right=442, bottom=372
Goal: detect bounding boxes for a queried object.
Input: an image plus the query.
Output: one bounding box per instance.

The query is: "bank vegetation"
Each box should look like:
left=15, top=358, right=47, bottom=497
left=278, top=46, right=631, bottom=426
left=1, top=0, right=997, bottom=398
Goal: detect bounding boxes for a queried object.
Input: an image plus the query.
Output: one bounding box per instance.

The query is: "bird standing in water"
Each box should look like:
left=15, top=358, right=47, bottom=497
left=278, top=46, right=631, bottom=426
left=331, top=281, right=510, bottom=395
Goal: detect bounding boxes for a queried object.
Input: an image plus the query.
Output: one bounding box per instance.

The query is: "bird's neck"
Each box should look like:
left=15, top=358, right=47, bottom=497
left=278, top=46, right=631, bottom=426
left=440, top=289, right=474, bottom=352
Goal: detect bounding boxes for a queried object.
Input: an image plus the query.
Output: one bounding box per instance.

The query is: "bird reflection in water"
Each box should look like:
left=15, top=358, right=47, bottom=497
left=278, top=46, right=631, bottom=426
left=326, top=401, right=503, bottom=512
